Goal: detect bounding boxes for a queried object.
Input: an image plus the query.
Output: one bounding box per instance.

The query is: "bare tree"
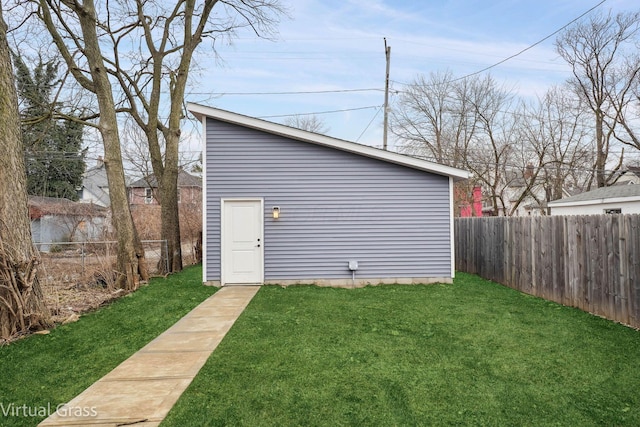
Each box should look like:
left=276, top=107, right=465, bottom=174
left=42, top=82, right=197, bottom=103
left=610, top=54, right=640, bottom=151
left=121, top=122, right=156, bottom=188
left=555, top=10, right=640, bottom=187
left=392, top=73, right=524, bottom=215
left=391, top=70, right=475, bottom=169
left=37, top=0, right=148, bottom=290
left=465, top=75, right=520, bottom=216
left=108, top=1, right=285, bottom=273
left=0, top=3, right=51, bottom=339
left=42, top=0, right=284, bottom=273
left=521, top=86, right=595, bottom=207
left=283, top=114, right=330, bottom=134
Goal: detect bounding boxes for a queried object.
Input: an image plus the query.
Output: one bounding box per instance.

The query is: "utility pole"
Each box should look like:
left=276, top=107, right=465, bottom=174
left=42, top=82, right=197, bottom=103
left=383, top=38, right=391, bottom=151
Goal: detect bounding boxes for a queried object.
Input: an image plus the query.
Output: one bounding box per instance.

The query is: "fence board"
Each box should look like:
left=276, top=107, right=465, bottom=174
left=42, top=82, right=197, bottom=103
left=578, top=216, right=589, bottom=313
left=628, top=216, right=640, bottom=326
left=455, top=214, right=640, bottom=329
left=618, top=216, right=629, bottom=325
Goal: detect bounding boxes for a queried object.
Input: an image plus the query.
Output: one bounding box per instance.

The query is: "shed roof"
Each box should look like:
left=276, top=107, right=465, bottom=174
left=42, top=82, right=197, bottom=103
left=548, top=184, right=640, bottom=207
left=187, top=103, right=470, bottom=181
left=28, top=196, right=108, bottom=220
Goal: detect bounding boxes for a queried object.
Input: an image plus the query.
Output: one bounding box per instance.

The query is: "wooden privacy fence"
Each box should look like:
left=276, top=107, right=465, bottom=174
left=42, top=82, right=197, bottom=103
left=455, top=215, right=640, bottom=328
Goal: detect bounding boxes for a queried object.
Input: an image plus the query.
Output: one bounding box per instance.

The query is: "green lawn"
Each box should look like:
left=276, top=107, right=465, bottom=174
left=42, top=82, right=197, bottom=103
left=2, top=269, right=639, bottom=426
left=0, top=265, right=216, bottom=427
left=163, top=273, right=640, bottom=427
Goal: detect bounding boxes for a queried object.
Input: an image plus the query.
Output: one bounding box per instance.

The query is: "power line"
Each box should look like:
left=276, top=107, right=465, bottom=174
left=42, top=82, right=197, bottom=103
left=188, top=88, right=383, bottom=96
left=391, top=0, right=608, bottom=87
left=258, top=105, right=383, bottom=119
left=356, top=105, right=383, bottom=143
left=452, top=0, right=608, bottom=81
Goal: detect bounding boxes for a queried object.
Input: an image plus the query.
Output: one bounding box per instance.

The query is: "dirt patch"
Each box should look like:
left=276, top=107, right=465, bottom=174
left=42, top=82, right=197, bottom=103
left=39, top=255, right=126, bottom=324
left=41, top=278, right=124, bottom=324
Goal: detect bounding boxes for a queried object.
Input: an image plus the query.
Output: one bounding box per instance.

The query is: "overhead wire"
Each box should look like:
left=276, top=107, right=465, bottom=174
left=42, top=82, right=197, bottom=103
left=451, top=0, right=608, bottom=81
left=356, top=105, right=384, bottom=143
left=391, top=0, right=608, bottom=87
left=258, top=105, right=383, bottom=119
left=187, top=88, right=383, bottom=96
left=182, top=1, right=609, bottom=134
left=23, top=1, right=614, bottom=159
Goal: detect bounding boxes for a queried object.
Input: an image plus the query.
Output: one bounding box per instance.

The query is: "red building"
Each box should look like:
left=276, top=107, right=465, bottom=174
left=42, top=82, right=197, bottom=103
left=458, top=186, right=483, bottom=217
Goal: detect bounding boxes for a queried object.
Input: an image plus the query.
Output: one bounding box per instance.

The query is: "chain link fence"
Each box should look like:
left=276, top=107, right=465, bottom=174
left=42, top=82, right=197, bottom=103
left=34, top=240, right=169, bottom=286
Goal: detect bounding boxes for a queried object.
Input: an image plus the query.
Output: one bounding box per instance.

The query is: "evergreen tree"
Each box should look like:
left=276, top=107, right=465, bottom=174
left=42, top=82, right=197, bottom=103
left=13, top=55, right=86, bottom=200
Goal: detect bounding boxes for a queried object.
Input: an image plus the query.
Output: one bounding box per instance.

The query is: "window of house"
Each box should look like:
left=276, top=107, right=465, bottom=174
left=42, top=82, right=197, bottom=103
left=145, top=188, right=153, bottom=204
left=604, top=208, right=622, bottom=214
left=177, top=188, right=181, bottom=204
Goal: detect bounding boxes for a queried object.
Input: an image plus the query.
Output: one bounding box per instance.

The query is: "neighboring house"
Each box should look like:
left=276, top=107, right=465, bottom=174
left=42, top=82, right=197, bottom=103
left=502, top=183, right=570, bottom=217
left=548, top=185, right=640, bottom=215
left=29, top=196, right=109, bottom=251
left=78, top=157, right=110, bottom=207
left=128, top=170, right=202, bottom=206
left=615, top=166, right=640, bottom=186
left=188, top=103, right=469, bottom=287
left=481, top=176, right=573, bottom=217
left=480, top=184, right=548, bottom=217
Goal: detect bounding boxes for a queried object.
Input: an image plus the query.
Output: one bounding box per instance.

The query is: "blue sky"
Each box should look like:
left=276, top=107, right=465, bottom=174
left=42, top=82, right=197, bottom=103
left=184, top=0, right=639, bottom=151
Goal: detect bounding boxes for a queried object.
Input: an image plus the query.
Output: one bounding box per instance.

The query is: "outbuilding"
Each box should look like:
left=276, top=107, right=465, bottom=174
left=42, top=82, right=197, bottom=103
left=189, top=103, right=469, bottom=287
left=548, top=185, right=640, bottom=215
left=29, top=196, right=109, bottom=251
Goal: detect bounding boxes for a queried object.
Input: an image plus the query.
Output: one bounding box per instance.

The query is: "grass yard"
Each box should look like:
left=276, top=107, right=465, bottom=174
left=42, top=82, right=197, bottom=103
left=163, top=273, right=640, bottom=427
left=0, top=265, right=216, bottom=427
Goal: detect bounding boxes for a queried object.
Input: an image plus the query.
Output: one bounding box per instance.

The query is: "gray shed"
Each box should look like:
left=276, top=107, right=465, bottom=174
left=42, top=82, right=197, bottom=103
left=189, top=103, right=469, bottom=287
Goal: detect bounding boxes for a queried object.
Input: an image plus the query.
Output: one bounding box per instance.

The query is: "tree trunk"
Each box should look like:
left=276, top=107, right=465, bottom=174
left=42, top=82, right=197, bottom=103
left=595, top=109, right=606, bottom=188
left=160, top=166, right=183, bottom=273
left=0, top=6, right=51, bottom=339
left=76, top=0, right=148, bottom=290
left=143, top=128, right=182, bottom=274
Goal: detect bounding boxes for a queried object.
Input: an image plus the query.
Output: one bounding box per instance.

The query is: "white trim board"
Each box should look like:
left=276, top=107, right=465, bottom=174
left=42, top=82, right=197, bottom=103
left=449, top=177, right=456, bottom=279
left=201, top=115, right=208, bottom=282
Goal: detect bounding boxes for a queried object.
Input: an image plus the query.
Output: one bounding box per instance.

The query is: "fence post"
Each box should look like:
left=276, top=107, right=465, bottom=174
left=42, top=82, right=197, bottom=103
left=81, top=241, right=85, bottom=277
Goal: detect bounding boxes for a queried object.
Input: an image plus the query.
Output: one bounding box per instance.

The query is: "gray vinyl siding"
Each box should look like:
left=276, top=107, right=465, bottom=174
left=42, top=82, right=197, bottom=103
left=205, top=118, right=452, bottom=282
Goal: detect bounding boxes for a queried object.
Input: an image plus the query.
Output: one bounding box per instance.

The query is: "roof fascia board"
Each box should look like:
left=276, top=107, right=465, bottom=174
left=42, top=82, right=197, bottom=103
left=188, top=103, right=469, bottom=181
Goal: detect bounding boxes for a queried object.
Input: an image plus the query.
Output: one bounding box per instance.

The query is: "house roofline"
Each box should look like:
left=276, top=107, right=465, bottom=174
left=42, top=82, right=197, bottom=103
left=187, top=103, right=470, bottom=181
left=548, top=195, right=640, bottom=207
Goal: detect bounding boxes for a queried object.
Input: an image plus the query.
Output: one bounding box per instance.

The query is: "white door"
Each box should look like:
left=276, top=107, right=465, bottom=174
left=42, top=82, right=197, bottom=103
left=222, top=199, right=263, bottom=285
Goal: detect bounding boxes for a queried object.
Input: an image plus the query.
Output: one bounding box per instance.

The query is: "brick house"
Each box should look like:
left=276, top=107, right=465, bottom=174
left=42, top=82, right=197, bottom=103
left=128, top=170, right=202, bottom=260
left=128, top=170, right=202, bottom=206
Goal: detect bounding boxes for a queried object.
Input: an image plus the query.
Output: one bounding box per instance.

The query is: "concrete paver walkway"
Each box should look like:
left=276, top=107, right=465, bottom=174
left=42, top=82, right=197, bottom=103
left=39, top=285, right=260, bottom=427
